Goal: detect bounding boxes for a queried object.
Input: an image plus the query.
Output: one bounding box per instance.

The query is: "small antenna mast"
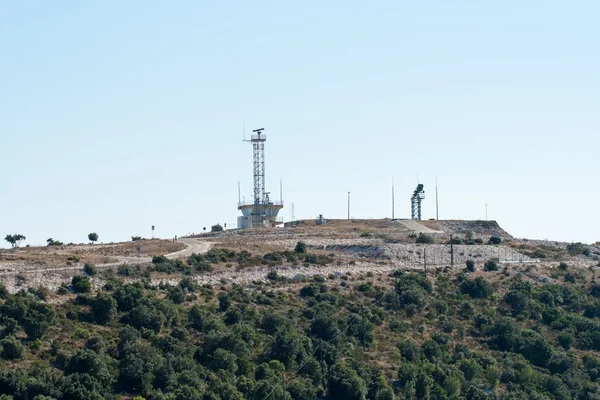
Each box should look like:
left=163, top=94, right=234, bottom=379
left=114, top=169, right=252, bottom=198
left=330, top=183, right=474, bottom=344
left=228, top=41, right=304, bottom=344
left=435, top=176, right=439, bottom=221
left=280, top=178, right=283, bottom=203
left=242, top=120, right=246, bottom=141
left=392, top=175, right=395, bottom=220
left=238, top=181, right=241, bottom=204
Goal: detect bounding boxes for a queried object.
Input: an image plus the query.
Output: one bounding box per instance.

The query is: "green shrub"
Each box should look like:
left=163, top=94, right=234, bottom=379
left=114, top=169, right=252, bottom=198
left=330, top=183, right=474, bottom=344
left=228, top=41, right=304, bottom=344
left=295, top=241, right=306, bottom=253
left=304, top=254, right=318, bottom=264
left=83, top=263, right=97, bottom=276
left=460, top=277, right=494, bottom=299
left=416, top=233, right=434, bottom=244
left=1, top=335, right=23, bottom=359
left=72, top=275, right=92, bottom=293
left=564, top=273, right=576, bottom=283
left=211, top=224, right=224, bottom=232
left=57, top=285, right=69, bottom=295
left=263, top=253, right=283, bottom=263
left=484, top=260, right=499, bottom=271
left=488, top=236, right=502, bottom=245
left=466, top=260, right=475, bottom=272
left=559, top=262, right=568, bottom=271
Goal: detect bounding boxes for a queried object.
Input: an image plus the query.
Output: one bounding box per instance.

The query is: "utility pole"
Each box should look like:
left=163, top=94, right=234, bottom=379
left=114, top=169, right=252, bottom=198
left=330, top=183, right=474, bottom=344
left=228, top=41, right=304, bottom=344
left=361, top=302, right=366, bottom=352
left=435, top=176, right=439, bottom=221
left=392, top=175, right=395, bottom=220
left=348, top=192, right=351, bottom=220
left=394, top=271, right=399, bottom=316
left=450, top=234, right=454, bottom=266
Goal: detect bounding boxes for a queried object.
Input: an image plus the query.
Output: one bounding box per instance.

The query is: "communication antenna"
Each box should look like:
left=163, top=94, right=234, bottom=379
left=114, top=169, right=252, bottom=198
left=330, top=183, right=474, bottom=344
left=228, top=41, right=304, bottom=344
left=411, top=184, right=425, bottom=220
left=392, top=175, right=395, bottom=220
left=238, top=181, right=241, bottom=204
left=435, top=176, right=439, bottom=221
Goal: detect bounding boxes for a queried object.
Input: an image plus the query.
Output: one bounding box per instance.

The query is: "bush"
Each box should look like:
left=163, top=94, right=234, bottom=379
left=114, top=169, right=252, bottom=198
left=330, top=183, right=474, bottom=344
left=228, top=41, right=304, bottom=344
left=72, top=275, right=92, bottom=293
left=211, top=224, right=224, bottom=232
left=0, top=284, right=8, bottom=300
left=304, top=254, right=318, bottom=264
left=263, top=253, right=283, bottom=263
left=416, top=233, right=434, bottom=244
left=83, top=263, right=97, bottom=276
left=58, top=284, right=69, bottom=295
left=484, top=260, right=499, bottom=271
left=46, top=238, right=63, bottom=246
left=488, top=236, right=502, bottom=245
left=360, top=232, right=371, bottom=238
left=1, top=335, right=23, bottom=359
left=295, top=242, right=306, bottom=253
left=466, top=260, right=475, bottom=272
left=446, top=236, right=462, bottom=245
left=460, top=277, right=494, bottom=299
left=559, top=262, right=568, bottom=271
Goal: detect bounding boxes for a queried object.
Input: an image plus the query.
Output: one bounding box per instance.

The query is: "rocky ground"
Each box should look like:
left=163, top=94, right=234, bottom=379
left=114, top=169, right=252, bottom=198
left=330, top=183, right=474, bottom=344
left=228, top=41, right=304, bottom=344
left=1, top=219, right=598, bottom=294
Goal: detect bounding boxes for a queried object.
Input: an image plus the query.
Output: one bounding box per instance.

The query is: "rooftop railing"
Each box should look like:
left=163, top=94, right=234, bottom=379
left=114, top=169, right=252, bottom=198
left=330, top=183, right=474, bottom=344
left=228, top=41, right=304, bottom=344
left=237, top=200, right=284, bottom=207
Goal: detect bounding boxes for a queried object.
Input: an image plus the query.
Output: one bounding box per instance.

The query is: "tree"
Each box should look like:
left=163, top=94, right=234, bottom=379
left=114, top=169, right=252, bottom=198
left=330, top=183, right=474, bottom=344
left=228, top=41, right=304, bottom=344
left=72, top=275, right=92, bottom=293
left=91, top=293, right=117, bottom=324
left=483, top=260, right=499, bottom=271
left=460, top=277, right=494, bottom=299
left=416, top=233, right=434, bottom=244
left=211, top=224, right=224, bottom=232
left=0, top=335, right=23, bottom=359
left=88, top=233, right=99, bottom=244
left=327, top=361, right=368, bottom=400
left=46, top=238, right=63, bottom=246
left=295, top=241, right=306, bottom=253
left=84, top=263, right=97, bottom=276
left=466, top=260, right=475, bottom=272
left=4, top=234, right=26, bottom=248
left=488, top=236, right=502, bottom=245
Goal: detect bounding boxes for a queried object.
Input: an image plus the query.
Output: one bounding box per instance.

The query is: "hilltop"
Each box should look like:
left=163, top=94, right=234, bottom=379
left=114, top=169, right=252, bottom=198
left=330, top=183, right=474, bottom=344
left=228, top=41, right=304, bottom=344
left=0, top=219, right=599, bottom=399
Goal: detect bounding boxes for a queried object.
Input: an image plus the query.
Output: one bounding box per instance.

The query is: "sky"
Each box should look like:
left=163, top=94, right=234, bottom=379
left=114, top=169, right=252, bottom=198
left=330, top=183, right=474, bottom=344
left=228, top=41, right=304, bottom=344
left=1, top=1, right=598, bottom=247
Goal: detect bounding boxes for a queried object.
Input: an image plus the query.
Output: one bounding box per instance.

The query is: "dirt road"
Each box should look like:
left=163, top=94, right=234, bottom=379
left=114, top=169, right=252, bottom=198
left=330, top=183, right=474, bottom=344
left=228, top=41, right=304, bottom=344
left=0, top=238, right=213, bottom=276
left=396, top=220, right=443, bottom=233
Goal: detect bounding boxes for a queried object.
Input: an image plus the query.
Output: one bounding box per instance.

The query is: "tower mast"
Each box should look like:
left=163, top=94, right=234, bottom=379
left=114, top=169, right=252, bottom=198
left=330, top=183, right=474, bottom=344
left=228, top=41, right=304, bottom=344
left=250, top=128, right=266, bottom=228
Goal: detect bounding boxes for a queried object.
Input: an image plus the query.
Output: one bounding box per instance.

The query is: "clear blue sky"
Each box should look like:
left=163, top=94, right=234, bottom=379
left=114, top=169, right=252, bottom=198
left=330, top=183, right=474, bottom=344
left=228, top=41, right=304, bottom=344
left=1, top=1, right=598, bottom=247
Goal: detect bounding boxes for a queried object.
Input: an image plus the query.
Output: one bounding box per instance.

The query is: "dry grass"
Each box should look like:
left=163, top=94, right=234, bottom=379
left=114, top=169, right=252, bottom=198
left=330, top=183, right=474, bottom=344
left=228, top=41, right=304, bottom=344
left=0, top=239, right=185, bottom=268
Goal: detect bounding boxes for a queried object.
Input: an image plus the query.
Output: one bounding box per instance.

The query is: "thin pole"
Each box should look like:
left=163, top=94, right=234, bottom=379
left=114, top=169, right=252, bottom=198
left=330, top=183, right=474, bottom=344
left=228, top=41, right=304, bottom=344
left=238, top=181, right=241, bottom=203
left=394, top=271, right=399, bottom=316
left=280, top=178, right=283, bottom=203
left=392, top=175, right=395, bottom=220
left=485, top=203, right=488, bottom=221
left=347, top=192, right=351, bottom=220
left=361, top=302, right=366, bottom=351
left=450, top=234, right=454, bottom=266
left=435, top=176, right=439, bottom=221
